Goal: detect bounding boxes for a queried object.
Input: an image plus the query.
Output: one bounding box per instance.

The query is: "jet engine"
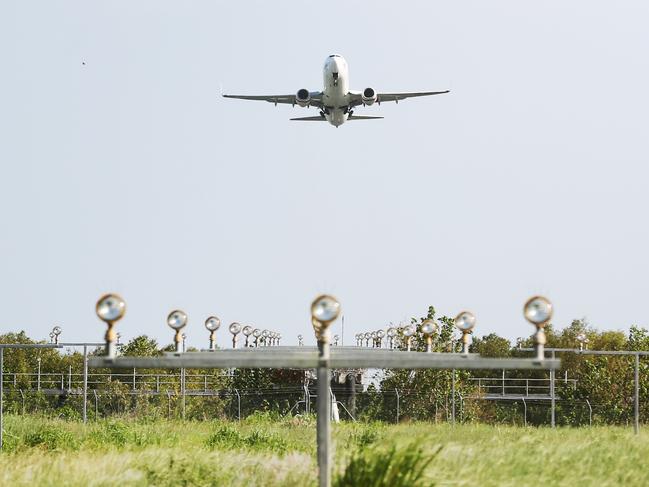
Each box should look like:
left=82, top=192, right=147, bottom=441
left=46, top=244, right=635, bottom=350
left=296, top=88, right=311, bottom=107
left=362, top=87, right=377, bottom=106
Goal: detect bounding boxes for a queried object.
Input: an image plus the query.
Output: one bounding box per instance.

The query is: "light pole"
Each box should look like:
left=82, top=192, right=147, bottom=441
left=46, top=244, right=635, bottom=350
left=52, top=326, right=62, bottom=345
left=242, top=326, right=253, bottom=347
left=454, top=311, right=476, bottom=354
left=167, top=310, right=188, bottom=353
left=311, top=294, right=341, bottom=487
left=577, top=333, right=589, bottom=351
left=387, top=327, right=396, bottom=349
left=523, top=295, right=554, bottom=427
left=229, top=323, right=242, bottom=349
left=253, top=328, right=261, bottom=347
left=421, top=319, right=438, bottom=353
left=95, top=294, right=126, bottom=358
left=297, top=334, right=304, bottom=346
left=402, top=325, right=415, bottom=351
left=205, top=316, right=221, bottom=351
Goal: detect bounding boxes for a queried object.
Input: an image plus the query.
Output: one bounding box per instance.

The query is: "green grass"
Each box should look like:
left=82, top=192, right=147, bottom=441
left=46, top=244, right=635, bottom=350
left=1, top=415, right=649, bottom=486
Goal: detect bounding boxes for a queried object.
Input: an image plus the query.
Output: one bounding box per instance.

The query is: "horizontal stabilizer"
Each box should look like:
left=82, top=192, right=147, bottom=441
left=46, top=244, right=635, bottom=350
left=348, top=115, right=384, bottom=120
left=290, top=116, right=327, bottom=121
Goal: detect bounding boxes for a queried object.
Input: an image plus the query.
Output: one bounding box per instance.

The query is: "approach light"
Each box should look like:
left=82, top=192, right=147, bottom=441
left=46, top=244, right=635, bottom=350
left=95, top=293, right=126, bottom=358
left=523, top=296, right=553, bottom=360
left=167, top=310, right=188, bottom=353
left=205, top=316, right=221, bottom=351
left=454, top=311, right=475, bottom=354
left=421, top=319, right=438, bottom=353
left=229, top=322, right=242, bottom=348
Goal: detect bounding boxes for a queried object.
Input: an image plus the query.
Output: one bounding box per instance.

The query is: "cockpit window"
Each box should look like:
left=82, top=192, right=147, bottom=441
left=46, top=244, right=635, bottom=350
left=328, top=54, right=339, bottom=58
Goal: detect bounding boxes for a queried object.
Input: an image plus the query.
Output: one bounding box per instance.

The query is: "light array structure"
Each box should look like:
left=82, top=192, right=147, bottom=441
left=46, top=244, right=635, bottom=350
left=90, top=293, right=560, bottom=487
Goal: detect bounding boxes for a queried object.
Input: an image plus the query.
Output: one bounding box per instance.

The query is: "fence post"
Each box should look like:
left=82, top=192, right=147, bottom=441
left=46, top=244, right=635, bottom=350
left=451, top=369, right=456, bottom=424
left=235, top=388, right=241, bottom=421
left=522, top=398, right=527, bottom=427
left=551, top=350, right=556, bottom=428
left=83, top=345, right=88, bottom=424
left=395, top=388, right=400, bottom=423
left=502, top=369, right=505, bottom=396
left=68, top=365, right=72, bottom=390
left=586, top=399, right=592, bottom=426
left=634, top=354, right=640, bottom=435
left=94, top=390, right=99, bottom=420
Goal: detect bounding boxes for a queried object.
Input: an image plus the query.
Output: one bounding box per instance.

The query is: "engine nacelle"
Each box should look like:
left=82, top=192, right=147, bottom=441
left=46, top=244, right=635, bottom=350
left=362, top=87, right=377, bottom=106
left=296, top=88, right=311, bottom=107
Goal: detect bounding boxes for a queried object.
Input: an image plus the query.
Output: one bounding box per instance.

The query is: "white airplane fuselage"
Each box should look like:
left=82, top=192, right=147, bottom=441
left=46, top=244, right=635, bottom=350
left=322, top=55, right=351, bottom=127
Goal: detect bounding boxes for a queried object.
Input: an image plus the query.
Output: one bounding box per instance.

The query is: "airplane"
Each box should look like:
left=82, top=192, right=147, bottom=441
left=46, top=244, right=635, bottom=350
left=222, top=54, right=449, bottom=127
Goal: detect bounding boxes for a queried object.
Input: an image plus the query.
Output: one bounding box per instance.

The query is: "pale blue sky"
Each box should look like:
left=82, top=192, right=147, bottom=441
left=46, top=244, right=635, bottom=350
left=1, top=1, right=648, bottom=348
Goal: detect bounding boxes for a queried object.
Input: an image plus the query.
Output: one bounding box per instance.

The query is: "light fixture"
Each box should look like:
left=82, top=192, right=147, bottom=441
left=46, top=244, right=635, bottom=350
left=297, top=334, right=304, bottom=346
left=421, top=319, right=438, bottom=353
left=229, top=322, right=242, bottom=348
left=242, top=325, right=253, bottom=347
left=167, top=310, right=188, bottom=353
left=253, top=328, right=261, bottom=347
left=95, top=293, right=126, bottom=358
left=523, top=296, right=553, bottom=360
left=333, top=334, right=340, bottom=346
left=386, top=327, right=396, bottom=348
left=576, top=332, right=588, bottom=351
left=205, top=316, right=221, bottom=351
left=376, top=329, right=385, bottom=348
left=454, top=311, right=476, bottom=354
left=402, top=324, right=415, bottom=351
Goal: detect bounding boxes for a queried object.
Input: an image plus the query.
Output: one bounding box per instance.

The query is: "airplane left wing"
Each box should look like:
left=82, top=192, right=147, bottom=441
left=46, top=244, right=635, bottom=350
left=349, top=90, right=449, bottom=107
left=223, top=92, right=324, bottom=108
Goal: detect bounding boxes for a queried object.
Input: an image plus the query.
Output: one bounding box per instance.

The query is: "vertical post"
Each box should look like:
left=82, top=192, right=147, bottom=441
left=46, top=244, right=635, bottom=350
left=451, top=369, right=456, bottom=424
left=83, top=345, right=88, bottom=424
left=235, top=388, right=241, bottom=421
left=316, top=332, right=331, bottom=487
left=551, top=350, right=556, bottom=428
left=522, top=398, right=527, bottom=427
left=395, top=388, right=400, bottom=423
left=634, top=353, right=640, bottom=435
left=1, top=348, right=4, bottom=450
left=181, top=368, right=186, bottom=420
left=68, top=365, right=72, bottom=390
left=37, top=358, right=41, bottom=391
left=94, top=391, right=99, bottom=420
left=132, top=368, right=136, bottom=390
left=502, top=369, right=505, bottom=396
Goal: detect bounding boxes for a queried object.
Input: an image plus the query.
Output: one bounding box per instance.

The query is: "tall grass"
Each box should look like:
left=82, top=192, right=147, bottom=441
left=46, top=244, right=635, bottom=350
left=1, top=416, right=649, bottom=486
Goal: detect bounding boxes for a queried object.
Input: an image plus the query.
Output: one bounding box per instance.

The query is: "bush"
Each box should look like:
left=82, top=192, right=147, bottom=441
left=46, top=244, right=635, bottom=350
left=24, top=426, right=77, bottom=451
left=335, top=444, right=439, bottom=487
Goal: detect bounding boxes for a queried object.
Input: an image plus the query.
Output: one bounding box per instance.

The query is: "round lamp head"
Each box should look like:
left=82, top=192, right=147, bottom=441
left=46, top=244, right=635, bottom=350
left=311, top=295, right=341, bottom=325
left=421, top=319, right=438, bottom=336
left=167, top=310, right=188, bottom=330
left=576, top=333, right=587, bottom=343
left=262, top=329, right=270, bottom=337
left=253, top=328, right=261, bottom=338
left=377, top=330, right=385, bottom=339
left=364, top=332, right=371, bottom=340
left=242, top=325, right=253, bottom=336
left=387, top=327, right=396, bottom=337
left=52, top=325, right=62, bottom=336
left=333, top=334, right=340, bottom=341
left=403, top=325, right=415, bottom=337
left=524, top=296, right=553, bottom=326
left=96, top=294, right=126, bottom=323
left=297, top=334, right=303, bottom=340
left=371, top=331, right=377, bottom=338
left=455, top=311, right=476, bottom=332
left=229, top=322, right=242, bottom=335
left=205, top=316, right=221, bottom=332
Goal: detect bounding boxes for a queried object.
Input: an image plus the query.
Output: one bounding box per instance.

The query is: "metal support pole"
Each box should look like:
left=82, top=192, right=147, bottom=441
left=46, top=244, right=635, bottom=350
left=316, top=334, right=331, bottom=487
left=94, top=391, right=99, bottom=420
left=83, top=345, right=88, bottom=424
left=37, top=358, right=41, bottom=391
left=1, top=348, right=4, bottom=450
left=586, top=399, right=592, bottom=426
left=181, top=368, right=186, bottom=420
left=68, top=365, right=72, bottom=390
left=551, top=350, right=556, bottom=428
left=395, top=388, right=400, bottom=423
left=451, top=369, right=456, bottom=424
left=634, top=353, right=640, bottom=435
left=502, top=369, right=505, bottom=396
left=235, top=388, right=241, bottom=421
left=522, top=397, right=527, bottom=427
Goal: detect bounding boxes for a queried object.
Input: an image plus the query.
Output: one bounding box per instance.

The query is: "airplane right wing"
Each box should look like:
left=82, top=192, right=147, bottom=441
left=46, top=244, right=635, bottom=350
left=223, top=92, right=324, bottom=108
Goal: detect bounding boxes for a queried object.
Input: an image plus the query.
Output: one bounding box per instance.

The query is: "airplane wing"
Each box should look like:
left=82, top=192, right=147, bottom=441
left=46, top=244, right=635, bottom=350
left=349, top=90, right=449, bottom=107
left=290, top=115, right=384, bottom=122
left=223, top=92, right=324, bottom=108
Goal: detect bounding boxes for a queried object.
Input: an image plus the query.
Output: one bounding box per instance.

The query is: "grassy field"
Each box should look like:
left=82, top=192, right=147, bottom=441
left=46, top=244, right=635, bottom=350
left=1, top=414, right=648, bottom=486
